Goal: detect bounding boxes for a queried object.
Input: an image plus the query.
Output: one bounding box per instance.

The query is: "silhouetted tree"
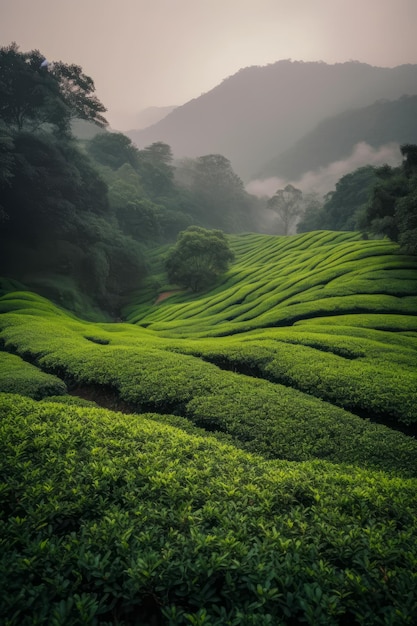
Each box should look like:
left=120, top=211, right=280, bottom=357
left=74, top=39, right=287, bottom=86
left=0, top=42, right=107, bottom=135
left=268, top=184, right=303, bottom=235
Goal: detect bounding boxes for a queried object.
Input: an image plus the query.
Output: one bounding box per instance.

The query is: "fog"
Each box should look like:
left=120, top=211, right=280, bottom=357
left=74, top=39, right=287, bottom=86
left=246, top=142, right=402, bottom=199
left=2, top=1, right=417, bottom=130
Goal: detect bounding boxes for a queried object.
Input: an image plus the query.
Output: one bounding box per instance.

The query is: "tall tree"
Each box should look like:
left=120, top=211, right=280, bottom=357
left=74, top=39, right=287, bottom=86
left=268, top=184, right=303, bottom=235
left=0, top=42, right=107, bottom=135
left=187, top=154, right=255, bottom=232
left=360, top=144, right=417, bottom=252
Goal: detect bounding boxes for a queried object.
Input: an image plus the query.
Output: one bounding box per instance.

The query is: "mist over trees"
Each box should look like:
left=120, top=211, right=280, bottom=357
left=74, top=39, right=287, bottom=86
left=0, top=44, right=263, bottom=317
left=296, top=147, right=417, bottom=255
left=1, top=43, right=416, bottom=320
left=259, top=95, right=417, bottom=181
left=0, top=45, right=142, bottom=317
left=267, top=184, right=304, bottom=235
left=128, top=60, right=417, bottom=181
left=297, top=166, right=378, bottom=233
left=360, top=144, right=417, bottom=253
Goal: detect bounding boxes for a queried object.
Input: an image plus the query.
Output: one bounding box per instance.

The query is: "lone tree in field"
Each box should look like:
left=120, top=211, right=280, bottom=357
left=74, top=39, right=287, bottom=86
left=268, top=184, right=304, bottom=235
left=165, top=226, right=235, bottom=292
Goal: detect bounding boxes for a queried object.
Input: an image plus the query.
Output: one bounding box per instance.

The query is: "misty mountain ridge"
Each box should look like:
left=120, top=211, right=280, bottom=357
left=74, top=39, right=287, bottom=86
left=256, top=94, right=417, bottom=182
left=126, top=60, right=417, bottom=181
left=125, top=105, right=177, bottom=131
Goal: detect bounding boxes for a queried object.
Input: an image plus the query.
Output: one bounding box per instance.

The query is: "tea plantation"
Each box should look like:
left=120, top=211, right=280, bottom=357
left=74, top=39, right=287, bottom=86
left=1, top=231, right=417, bottom=625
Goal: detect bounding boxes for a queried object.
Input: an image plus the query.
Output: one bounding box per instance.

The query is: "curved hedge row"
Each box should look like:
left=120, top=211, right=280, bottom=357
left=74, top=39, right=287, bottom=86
left=124, top=232, right=417, bottom=338
left=0, top=294, right=416, bottom=476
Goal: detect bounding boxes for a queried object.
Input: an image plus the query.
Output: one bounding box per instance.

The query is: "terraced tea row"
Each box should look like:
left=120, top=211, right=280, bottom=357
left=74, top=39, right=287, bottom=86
left=0, top=289, right=416, bottom=476
left=125, top=231, right=417, bottom=338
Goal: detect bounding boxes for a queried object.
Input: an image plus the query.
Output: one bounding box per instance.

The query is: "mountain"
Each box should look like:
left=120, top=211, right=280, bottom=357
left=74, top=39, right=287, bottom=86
left=126, top=60, right=417, bottom=181
left=257, top=95, right=417, bottom=180
left=125, top=105, right=177, bottom=131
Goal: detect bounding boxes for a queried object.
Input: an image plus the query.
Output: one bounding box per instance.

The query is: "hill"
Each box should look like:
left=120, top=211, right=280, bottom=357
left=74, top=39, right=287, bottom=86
left=257, top=95, right=417, bottom=181
left=1, top=231, right=417, bottom=623
left=125, top=105, right=177, bottom=131
left=127, top=60, right=417, bottom=180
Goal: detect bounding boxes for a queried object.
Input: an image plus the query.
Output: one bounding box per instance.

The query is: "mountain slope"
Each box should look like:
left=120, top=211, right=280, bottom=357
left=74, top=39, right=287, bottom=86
left=125, top=105, right=177, bottom=131
left=258, top=95, right=417, bottom=180
left=127, top=60, right=417, bottom=180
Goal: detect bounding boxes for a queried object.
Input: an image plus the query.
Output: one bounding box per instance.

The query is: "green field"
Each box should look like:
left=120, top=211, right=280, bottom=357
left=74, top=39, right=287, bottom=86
left=1, top=231, right=417, bottom=624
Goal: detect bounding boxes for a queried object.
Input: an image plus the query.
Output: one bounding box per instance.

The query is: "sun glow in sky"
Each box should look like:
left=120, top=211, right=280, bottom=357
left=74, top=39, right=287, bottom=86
left=1, top=0, right=417, bottom=130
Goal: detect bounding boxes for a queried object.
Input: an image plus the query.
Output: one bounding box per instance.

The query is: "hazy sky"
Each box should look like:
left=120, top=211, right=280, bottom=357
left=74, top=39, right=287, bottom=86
left=1, top=0, right=417, bottom=130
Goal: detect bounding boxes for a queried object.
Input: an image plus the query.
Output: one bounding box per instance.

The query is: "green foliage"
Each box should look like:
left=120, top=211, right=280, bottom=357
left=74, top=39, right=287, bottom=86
left=0, top=122, right=14, bottom=193
left=176, top=154, right=258, bottom=232
left=129, top=231, right=416, bottom=336
left=165, top=226, right=235, bottom=292
left=86, top=131, right=139, bottom=170
left=1, top=393, right=417, bottom=625
left=297, top=166, right=377, bottom=233
left=1, top=228, right=417, bottom=624
left=0, top=42, right=107, bottom=135
left=0, top=130, right=146, bottom=317
left=360, top=145, right=417, bottom=252
left=0, top=352, right=66, bottom=398
left=0, top=284, right=416, bottom=476
left=136, top=141, right=175, bottom=200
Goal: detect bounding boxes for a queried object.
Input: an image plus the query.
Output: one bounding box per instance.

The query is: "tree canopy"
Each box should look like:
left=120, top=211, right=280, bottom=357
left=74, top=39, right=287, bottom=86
left=165, top=226, right=235, bottom=292
left=175, top=154, right=257, bottom=232
left=268, top=184, right=303, bottom=235
left=360, top=145, right=417, bottom=253
left=0, top=42, right=107, bottom=135
left=297, top=166, right=377, bottom=233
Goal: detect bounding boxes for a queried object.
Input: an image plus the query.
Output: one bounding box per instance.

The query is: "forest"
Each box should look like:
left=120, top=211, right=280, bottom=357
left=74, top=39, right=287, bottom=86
left=1, top=44, right=417, bottom=625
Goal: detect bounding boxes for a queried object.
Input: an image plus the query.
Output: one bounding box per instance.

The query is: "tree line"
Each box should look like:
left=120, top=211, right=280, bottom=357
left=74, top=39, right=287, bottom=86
left=0, top=44, right=261, bottom=317
left=297, top=147, right=417, bottom=254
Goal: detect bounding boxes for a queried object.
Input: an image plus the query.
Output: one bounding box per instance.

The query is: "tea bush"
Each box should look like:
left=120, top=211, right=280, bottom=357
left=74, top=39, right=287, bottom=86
left=178, top=337, right=417, bottom=426
left=1, top=394, right=417, bottom=625
left=0, top=352, right=66, bottom=399
left=1, top=229, right=417, bottom=624
left=125, top=231, right=417, bottom=338
left=0, top=295, right=416, bottom=476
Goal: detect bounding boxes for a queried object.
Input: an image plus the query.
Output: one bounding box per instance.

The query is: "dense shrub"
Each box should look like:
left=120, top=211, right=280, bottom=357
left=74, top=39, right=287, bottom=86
left=0, top=352, right=66, bottom=399
left=1, top=229, right=417, bottom=624
left=1, top=394, right=417, bottom=625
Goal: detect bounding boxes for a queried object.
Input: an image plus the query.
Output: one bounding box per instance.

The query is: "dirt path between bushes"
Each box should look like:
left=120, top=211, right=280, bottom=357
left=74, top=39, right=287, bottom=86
left=154, top=290, right=183, bottom=304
